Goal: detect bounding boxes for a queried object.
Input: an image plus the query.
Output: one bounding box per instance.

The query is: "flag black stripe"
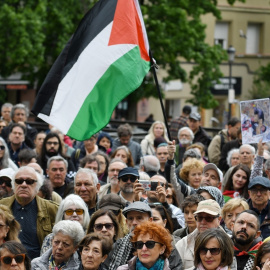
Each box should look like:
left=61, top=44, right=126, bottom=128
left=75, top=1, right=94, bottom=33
left=32, top=0, right=118, bottom=116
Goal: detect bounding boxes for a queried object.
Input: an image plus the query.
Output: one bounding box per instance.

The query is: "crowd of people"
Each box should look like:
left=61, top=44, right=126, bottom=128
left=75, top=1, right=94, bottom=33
left=0, top=102, right=270, bottom=270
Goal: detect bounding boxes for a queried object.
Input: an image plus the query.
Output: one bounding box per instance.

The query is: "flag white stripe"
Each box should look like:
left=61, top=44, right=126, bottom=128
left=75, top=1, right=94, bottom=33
left=38, top=22, right=136, bottom=133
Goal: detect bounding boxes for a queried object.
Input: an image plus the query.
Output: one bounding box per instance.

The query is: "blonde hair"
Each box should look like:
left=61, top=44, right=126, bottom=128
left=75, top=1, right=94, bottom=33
left=0, top=205, right=20, bottom=242
left=180, top=159, right=204, bottom=182
left=147, top=121, right=169, bottom=143
left=221, top=198, right=249, bottom=219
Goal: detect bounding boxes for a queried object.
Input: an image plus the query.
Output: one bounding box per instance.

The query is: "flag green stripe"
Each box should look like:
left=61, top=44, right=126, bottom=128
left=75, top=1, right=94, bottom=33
left=67, top=46, right=150, bottom=140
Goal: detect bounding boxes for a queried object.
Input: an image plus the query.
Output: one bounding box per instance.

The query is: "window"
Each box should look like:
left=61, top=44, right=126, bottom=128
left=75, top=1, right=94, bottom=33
left=246, top=23, right=261, bottom=54
left=214, top=22, right=229, bottom=49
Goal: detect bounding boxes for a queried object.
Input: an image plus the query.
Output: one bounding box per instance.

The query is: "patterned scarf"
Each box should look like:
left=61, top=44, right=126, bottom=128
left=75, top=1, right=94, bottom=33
left=234, top=240, right=262, bottom=259
left=48, top=254, right=68, bottom=270
left=136, top=257, right=164, bottom=270
left=108, top=233, right=133, bottom=270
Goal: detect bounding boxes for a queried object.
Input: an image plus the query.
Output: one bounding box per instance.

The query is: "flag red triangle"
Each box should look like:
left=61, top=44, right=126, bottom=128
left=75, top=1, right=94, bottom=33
left=108, top=0, right=150, bottom=62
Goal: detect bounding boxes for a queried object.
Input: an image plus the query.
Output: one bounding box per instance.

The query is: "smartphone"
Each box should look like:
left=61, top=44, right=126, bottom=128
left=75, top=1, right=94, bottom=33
left=138, top=180, right=151, bottom=191
left=150, top=181, right=164, bottom=191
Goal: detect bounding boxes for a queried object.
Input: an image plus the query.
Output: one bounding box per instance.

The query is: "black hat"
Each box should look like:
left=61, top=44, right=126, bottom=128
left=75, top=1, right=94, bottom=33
left=248, top=176, right=270, bottom=190
left=118, top=167, right=139, bottom=179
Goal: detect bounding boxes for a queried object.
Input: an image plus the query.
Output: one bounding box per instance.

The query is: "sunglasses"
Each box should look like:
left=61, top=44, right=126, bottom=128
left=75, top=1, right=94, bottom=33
left=200, top=248, right=221, bottom=255
left=15, top=179, right=37, bottom=185
left=194, top=215, right=219, bottom=223
left=250, top=188, right=268, bottom=194
left=0, top=179, right=11, bottom=187
left=120, top=176, right=137, bottom=183
left=94, top=223, right=114, bottom=231
left=64, top=209, right=84, bottom=216
left=0, top=254, right=25, bottom=265
left=0, top=145, right=5, bottom=150
left=133, top=240, right=163, bottom=250
left=166, top=195, right=173, bottom=199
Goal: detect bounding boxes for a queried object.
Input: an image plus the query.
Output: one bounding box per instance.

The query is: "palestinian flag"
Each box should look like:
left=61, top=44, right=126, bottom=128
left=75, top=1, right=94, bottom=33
left=32, top=0, right=150, bottom=140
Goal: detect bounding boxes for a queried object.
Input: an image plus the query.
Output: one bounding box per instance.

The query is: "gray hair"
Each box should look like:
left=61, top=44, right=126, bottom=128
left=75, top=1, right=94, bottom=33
left=52, top=220, right=85, bottom=247
left=178, top=127, right=194, bottom=141
left=47, top=155, right=68, bottom=170
left=12, top=166, right=44, bottom=192
left=227, top=148, right=240, bottom=167
left=109, top=158, right=127, bottom=168
left=183, top=149, right=201, bottom=161
left=1, top=103, right=13, bottom=111
left=140, top=155, right=160, bottom=172
left=55, top=194, right=90, bottom=230
left=0, top=137, right=10, bottom=168
left=239, top=144, right=256, bottom=155
left=11, top=103, right=29, bottom=119
left=75, top=168, right=99, bottom=186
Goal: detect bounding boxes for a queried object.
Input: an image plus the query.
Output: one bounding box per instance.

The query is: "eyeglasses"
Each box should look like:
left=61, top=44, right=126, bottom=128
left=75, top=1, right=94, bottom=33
left=166, top=195, right=173, bottom=199
left=46, top=141, right=59, bottom=145
left=120, top=176, right=137, bottom=182
left=200, top=248, right=221, bottom=255
left=133, top=240, right=163, bottom=250
left=194, top=215, right=219, bottom=223
left=0, top=254, right=25, bottom=265
left=250, top=188, right=268, bottom=194
left=64, top=209, right=84, bottom=216
left=0, top=179, right=11, bottom=187
left=15, top=179, right=37, bottom=185
left=94, top=223, right=114, bottom=231
left=0, top=145, right=5, bottom=150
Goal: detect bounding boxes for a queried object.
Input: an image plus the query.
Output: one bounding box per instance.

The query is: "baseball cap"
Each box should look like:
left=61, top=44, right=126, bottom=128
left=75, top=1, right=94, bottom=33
left=248, top=176, right=270, bottom=190
left=118, top=167, right=139, bottom=179
left=122, top=201, right=152, bottom=217
left=189, top=112, right=201, bottom=121
left=203, top=163, right=223, bottom=182
left=194, top=199, right=221, bottom=216
left=0, top=168, right=15, bottom=181
left=98, top=193, right=126, bottom=211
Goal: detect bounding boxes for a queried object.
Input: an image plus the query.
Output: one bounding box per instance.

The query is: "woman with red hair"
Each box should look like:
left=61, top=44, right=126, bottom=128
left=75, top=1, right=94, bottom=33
left=117, top=221, right=173, bottom=270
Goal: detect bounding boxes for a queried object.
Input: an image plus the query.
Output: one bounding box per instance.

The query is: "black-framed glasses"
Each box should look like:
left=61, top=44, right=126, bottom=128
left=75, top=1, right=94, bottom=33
left=250, top=188, right=268, bottom=194
left=199, top=248, right=221, bottom=255
left=15, top=179, right=37, bottom=185
left=0, top=178, right=11, bottom=187
left=0, top=145, right=5, bottom=150
left=64, top=209, right=84, bottom=216
left=0, top=254, right=25, bottom=265
left=133, top=240, right=163, bottom=250
left=46, top=141, right=59, bottom=145
left=94, top=223, right=114, bottom=231
left=120, top=176, right=137, bottom=182
left=194, top=215, right=219, bottom=223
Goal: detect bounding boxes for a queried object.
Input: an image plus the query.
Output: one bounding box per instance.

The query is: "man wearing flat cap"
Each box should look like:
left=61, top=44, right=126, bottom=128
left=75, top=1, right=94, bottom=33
left=176, top=199, right=223, bottom=270
left=248, top=176, right=270, bottom=239
left=118, top=167, right=139, bottom=205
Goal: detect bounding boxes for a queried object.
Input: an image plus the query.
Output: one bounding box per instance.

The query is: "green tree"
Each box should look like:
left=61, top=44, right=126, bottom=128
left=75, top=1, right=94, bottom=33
left=0, top=0, right=244, bottom=110
left=247, top=63, right=270, bottom=100
left=130, top=0, right=244, bottom=109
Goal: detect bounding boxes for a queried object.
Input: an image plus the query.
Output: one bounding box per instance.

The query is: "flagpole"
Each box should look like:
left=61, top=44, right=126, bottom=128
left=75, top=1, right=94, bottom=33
left=149, top=50, right=172, bottom=141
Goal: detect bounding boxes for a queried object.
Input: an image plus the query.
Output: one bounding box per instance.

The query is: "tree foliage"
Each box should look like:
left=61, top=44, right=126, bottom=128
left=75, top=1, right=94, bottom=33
left=0, top=0, right=244, bottom=109
left=247, top=63, right=270, bottom=100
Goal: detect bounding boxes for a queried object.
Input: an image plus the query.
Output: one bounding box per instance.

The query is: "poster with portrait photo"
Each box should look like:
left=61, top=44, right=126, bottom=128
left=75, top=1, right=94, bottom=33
left=240, top=98, right=270, bottom=144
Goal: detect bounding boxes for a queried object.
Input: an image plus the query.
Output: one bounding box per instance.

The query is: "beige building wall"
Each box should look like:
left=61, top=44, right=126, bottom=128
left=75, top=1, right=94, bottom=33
left=146, top=0, right=270, bottom=128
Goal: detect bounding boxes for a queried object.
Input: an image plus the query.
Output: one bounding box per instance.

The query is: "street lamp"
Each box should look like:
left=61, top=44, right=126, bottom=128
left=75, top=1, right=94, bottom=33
left=227, top=45, right=236, bottom=121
